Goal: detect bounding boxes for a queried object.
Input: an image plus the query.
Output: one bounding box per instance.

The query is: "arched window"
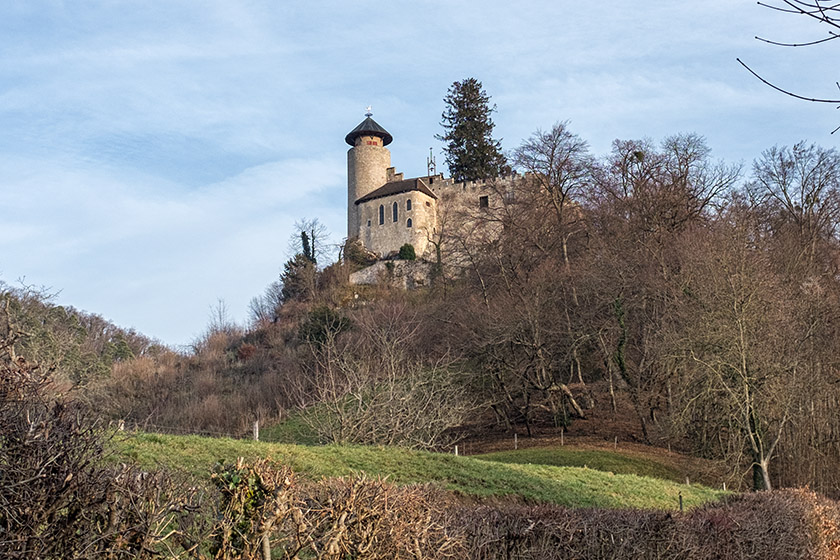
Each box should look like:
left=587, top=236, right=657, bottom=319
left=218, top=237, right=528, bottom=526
left=392, top=201, right=398, bottom=222
left=379, top=205, right=384, bottom=225
left=406, top=218, right=413, bottom=228
left=406, top=199, right=412, bottom=211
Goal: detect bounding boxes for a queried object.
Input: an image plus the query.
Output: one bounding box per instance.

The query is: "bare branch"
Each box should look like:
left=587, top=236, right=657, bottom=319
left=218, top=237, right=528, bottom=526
left=736, top=58, right=840, bottom=103
left=755, top=33, right=840, bottom=47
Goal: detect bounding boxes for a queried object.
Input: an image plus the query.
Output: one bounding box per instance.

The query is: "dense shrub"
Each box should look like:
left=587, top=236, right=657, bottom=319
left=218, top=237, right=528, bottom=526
left=399, top=243, right=417, bottom=260
left=298, top=305, right=352, bottom=345
left=456, top=489, right=840, bottom=560
left=0, top=333, right=206, bottom=559
left=211, top=459, right=463, bottom=559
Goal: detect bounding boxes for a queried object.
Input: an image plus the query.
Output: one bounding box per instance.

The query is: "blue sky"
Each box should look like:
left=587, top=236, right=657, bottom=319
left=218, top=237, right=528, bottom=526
left=0, top=1, right=834, bottom=348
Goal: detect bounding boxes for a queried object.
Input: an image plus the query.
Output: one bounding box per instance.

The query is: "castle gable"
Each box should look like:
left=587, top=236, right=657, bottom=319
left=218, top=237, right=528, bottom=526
left=355, top=177, right=438, bottom=205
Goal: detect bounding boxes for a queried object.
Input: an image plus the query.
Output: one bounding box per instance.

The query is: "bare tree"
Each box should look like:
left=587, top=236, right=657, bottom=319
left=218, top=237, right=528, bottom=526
left=288, top=218, right=329, bottom=265
left=301, top=301, right=476, bottom=449
left=746, top=142, right=840, bottom=266
left=248, top=280, right=284, bottom=324
left=675, top=211, right=804, bottom=490
left=739, top=1, right=840, bottom=131
left=512, top=122, right=593, bottom=288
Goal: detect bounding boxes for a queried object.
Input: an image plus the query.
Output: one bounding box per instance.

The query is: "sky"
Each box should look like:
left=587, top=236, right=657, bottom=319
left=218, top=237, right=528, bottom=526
left=0, top=1, right=835, bottom=349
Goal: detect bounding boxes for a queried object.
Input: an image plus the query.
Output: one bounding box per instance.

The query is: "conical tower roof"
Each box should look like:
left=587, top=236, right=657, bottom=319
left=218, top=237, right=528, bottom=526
left=345, top=116, right=393, bottom=146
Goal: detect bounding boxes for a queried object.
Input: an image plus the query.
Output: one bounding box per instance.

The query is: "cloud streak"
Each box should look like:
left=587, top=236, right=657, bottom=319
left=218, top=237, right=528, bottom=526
left=0, top=0, right=832, bottom=345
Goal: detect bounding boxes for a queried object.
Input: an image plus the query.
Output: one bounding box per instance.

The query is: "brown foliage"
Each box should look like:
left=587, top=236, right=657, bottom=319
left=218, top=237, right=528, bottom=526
left=88, top=328, right=305, bottom=436
left=456, top=489, right=840, bottom=560
left=210, top=458, right=463, bottom=560
left=0, top=333, right=207, bottom=559
left=300, top=299, right=476, bottom=449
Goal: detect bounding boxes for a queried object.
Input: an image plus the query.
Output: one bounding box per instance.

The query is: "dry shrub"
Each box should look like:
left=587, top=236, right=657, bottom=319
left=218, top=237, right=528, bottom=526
left=459, top=504, right=680, bottom=560
left=0, top=335, right=208, bottom=560
left=236, top=342, right=257, bottom=362
left=88, top=332, right=305, bottom=436
left=301, top=476, right=463, bottom=559
left=455, top=489, right=840, bottom=560
left=683, top=489, right=840, bottom=560
left=211, top=459, right=463, bottom=560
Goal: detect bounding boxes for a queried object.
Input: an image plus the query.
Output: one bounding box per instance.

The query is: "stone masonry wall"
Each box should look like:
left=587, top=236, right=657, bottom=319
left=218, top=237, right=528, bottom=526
left=357, top=190, right=437, bottom=258
left=347, top=136, right=390, bottom=238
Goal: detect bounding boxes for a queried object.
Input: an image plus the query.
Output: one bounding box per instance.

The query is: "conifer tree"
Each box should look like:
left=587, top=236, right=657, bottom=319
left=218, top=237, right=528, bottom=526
left=437, top=78, right=509, bottom=182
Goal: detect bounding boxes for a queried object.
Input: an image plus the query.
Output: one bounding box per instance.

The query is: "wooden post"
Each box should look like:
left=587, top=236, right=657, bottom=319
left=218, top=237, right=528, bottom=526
left=614, top=436, right=617, bottom=450
left=262, top=534, right=272, bottom=560
left=685, top=476, right=690, bottom=486
left=514, top=433, right=518, bottom=450
left=723, top=482, right=726, bottom=491
left=560, top=428, right=564, bottom=446
left=253, top=420, right=259, bottom=441
left=679, top=492, right=683, bottom=512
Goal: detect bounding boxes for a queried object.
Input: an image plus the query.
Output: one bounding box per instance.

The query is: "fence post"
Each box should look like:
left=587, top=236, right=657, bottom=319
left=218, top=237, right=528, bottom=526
left=253, top=420, right=259, bottom=441
left=455, top=445, right=459, bottom=456
left=514, top=433, right=518, bottom=450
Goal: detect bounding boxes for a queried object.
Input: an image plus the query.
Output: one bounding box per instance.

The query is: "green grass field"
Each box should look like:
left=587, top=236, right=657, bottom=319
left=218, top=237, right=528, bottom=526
left=477, top=447, right=685, bottom=482
left=116, top=432, right=726, bottom=510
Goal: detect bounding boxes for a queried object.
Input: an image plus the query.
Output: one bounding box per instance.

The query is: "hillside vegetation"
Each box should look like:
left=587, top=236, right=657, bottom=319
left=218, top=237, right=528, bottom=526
left=0, top=282, right=162, bottom=386
left=9, top=105, right=840, bottom=504
left=82, top=132, right=840, bottom=500
left=7, top=336, right=840, bottom=560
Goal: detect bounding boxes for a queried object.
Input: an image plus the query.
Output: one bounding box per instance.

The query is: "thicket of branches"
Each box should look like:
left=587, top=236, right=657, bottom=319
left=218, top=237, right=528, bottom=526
left=436, top=129, right=840, bottom=494
left=0, top=318, right=207, bottom=558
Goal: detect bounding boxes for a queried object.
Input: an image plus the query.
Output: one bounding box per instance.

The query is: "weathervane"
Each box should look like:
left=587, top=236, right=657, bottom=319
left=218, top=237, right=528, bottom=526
left=365, top=105, right=373, bottom=117
left=427, top=147, right=437, bottom=176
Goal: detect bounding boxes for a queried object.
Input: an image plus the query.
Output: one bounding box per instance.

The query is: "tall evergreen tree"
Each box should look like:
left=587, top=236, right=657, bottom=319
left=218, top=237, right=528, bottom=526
left=437, top=78, right=509, bottom=182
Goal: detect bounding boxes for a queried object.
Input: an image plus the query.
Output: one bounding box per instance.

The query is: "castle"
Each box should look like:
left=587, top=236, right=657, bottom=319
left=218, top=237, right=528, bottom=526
left=345, top=111, right=519, bottom=271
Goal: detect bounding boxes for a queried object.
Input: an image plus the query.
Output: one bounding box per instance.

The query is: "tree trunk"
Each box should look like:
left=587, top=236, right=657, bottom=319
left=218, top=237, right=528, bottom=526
left=548, top=383, right=586, bottom=419
left=753, top=456, right=773, bottom=491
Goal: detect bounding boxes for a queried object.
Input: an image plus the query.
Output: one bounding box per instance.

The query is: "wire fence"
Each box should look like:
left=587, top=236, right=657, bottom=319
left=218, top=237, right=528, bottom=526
left=110, top=419, right=254, bottom=441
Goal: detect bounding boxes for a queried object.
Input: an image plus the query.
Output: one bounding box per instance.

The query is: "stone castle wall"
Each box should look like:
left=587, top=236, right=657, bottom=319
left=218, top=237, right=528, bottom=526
left=357, top=190, right=437, bottom=258
left=347, top=136, right=390, bottom=238
left=351, top=172, right=522, bottom=260
left=429, top=172, right=521, bottom=226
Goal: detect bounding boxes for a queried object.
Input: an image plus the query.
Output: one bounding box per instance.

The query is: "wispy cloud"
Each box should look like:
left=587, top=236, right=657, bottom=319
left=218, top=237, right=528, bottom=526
left=0, top=0, right=832, bottom=345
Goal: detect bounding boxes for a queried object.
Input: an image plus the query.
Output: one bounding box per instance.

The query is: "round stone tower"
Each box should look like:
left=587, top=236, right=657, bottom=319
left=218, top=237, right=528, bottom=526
left=345, top=112, right=393, bottom=239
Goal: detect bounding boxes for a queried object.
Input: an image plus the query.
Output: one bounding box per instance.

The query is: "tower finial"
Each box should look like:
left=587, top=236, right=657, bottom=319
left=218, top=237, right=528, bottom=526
left=365, top=105, right=373, bottom=117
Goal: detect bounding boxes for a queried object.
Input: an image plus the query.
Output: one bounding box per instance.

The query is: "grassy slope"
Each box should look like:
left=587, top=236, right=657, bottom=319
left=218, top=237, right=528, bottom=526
left=117, top=432, right=725, bottom=510
left=477, top=447, right=684, bottom=482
